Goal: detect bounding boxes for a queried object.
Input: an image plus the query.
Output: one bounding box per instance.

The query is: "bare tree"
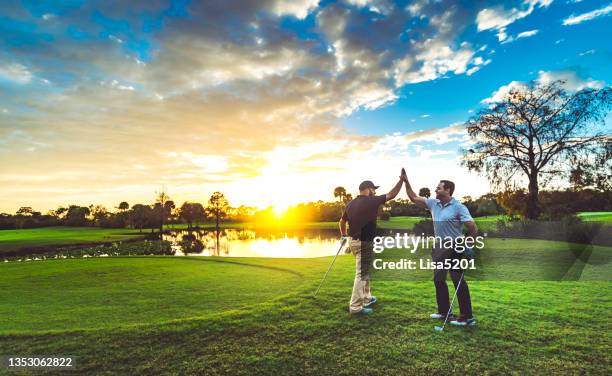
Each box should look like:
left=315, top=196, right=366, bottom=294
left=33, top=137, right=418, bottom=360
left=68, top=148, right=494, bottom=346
left=463, top=80, right=611, bottom=219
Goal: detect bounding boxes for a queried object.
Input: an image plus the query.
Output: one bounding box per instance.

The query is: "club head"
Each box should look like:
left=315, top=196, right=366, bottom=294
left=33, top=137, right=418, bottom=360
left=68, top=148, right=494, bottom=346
left=434, top=326, right=444, bottom=332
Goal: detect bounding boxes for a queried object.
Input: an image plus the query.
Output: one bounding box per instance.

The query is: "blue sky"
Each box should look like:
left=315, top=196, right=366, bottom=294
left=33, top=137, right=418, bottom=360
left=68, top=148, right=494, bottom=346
left=0, top=0, right=611, bottom=212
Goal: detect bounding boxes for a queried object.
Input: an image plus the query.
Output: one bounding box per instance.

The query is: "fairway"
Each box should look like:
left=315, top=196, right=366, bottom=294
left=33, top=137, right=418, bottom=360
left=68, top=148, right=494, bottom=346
left=1, top=238, right=610, bottom=374
left=0, top=227, right=145, bottom=254
left=578, top=212, right=612, bottom=222
left=0, top=257, right=303, bottom=333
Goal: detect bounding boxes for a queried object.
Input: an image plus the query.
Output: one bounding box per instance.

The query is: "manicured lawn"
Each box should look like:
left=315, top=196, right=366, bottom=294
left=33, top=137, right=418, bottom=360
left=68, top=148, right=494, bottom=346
left=0, top=257, right=303, bottom=333
left=0, top=227, right=145, bottom=254
left=0, top=238, right=610, bottom=374
left=577, top=212, right=612, bottom=222
left=379, top=216, right=427, bottom=229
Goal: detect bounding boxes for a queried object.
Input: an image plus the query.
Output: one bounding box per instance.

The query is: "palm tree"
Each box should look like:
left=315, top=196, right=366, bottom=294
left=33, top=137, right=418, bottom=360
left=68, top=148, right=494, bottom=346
left=333, top=186, right=347, bottom=202
left=155, top=190, right=171, bottom=235
left=418, top=187, right=431, bottom=198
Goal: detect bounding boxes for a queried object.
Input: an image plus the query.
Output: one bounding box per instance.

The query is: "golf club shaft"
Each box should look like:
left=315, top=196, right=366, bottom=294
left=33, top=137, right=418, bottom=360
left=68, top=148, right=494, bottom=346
left=314, top=238, right=348, bottom=297
left=440, top=271, right=464, bottom=330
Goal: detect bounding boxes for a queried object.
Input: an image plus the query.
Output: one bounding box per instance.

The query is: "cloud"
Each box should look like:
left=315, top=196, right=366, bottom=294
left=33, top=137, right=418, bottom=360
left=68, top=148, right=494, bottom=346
left=501, top=28, right=539, bottom=43
left=401, top=123, right=467, bottom=145
left=101, top=79, right=135, bottom=91
left=476, top=0, right=552, bottom=42
left=344, top=0, right=394, bottom=15
left=270, top=0, right=320, bottom=19
left=537, top=70, right=604, bottom=91
left=516, top=29, right=539, bottom=39
left=393, top=40, right=486, bottom=85
left=0, top=63, right=32, bottom=84
left=481, top=81, right=527, bottom=103
left=0, top=0, right=499, bottom=211
left=578, top=49, right=595, bottom=56
left=563, top=3, right=612, bottom=25
left=481, top=69, right=605, bottom=103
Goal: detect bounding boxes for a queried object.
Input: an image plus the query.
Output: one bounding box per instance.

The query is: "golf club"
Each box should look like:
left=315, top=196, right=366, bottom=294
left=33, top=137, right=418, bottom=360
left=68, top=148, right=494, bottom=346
left=314, top=237, right=349, bottom=297
left=434, top=271, right=464, bottom=332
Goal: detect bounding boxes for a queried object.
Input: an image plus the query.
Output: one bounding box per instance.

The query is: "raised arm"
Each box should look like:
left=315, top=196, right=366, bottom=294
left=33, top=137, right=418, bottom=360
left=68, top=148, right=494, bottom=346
left=386, top=174, right=404, bottom=201
left=401, top=168, right=427, bottom=209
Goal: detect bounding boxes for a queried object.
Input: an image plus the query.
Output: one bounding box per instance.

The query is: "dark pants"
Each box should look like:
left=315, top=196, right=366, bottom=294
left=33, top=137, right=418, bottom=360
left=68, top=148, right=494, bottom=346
left=432, top=248, right=473, bottom=318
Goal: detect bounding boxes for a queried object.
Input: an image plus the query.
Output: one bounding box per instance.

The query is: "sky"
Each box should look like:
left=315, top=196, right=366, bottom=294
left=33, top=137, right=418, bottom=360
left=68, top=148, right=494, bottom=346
left=0, top=0, right=611, bottom=213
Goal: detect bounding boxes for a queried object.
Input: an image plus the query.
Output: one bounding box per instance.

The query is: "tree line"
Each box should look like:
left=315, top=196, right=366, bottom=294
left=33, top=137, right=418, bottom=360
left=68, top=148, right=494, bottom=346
left=2, top=187, right=609, bottom=231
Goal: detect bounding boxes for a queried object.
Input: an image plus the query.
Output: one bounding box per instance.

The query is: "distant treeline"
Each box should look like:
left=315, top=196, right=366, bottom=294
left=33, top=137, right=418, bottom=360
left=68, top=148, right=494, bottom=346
left=1, top=189, right=610, bottom=230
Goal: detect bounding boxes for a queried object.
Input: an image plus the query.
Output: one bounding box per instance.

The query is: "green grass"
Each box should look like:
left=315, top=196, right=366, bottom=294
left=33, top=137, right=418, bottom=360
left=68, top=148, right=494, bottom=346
left=0, top=227, right=145, bottom=254
left=0, top=257, right=303, bottom=333
left=0, top=238, right=610, bottom=374
left=577, top=212, right=612, bottom=222
left=379, top=216, right=427, bottom=229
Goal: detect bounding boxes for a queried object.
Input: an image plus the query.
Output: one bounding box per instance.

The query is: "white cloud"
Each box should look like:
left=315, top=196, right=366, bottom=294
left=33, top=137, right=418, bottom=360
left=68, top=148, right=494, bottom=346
left=578, top=49, right=595, bottom=56
left=466, top=66, right=480, bottom=76
left=344, top=0, right=394, bottom=15
left=502, top=29, right=539, bottom=43
left=156, top=42, right=308, bottom=89
left=537, top=70, right=604, bottom=91
left=482, top=70, right=605, bottom=103
left=100, top=79, right=136, bottom=91
left=516, top=29, right=539, bottom=39
left=476, top=0, right=552, bottom=42
left=271, top=0, right=320, bottom=19
left=0, top=63, right=32, bottom=84
left=401, top=123, right=467, bottom=145
left=481, top=81, right=527, bottom=103
left=108, top=35, right=123, bottom=44
left=345, top=83, right=398, bottom=113
left=168, top=152, right=229, bottom=174
left=393, top=41, right=486, bottom=85
left=42, top=13, right=55, bottom=20
left=563, top=3, right=612, bottom=25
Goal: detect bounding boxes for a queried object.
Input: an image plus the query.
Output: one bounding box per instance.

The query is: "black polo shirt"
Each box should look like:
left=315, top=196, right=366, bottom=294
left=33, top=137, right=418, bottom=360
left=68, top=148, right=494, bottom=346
left=341, top=194, right=387, bottom=241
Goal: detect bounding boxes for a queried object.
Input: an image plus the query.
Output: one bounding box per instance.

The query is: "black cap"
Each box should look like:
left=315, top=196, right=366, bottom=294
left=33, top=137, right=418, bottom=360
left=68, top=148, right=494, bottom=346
left=359, top=180, right=379, bottom=190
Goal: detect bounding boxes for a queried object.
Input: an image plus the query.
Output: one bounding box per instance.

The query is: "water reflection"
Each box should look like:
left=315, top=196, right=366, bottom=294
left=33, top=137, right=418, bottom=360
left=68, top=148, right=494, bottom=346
left=164, top=228, right=344, bottom=258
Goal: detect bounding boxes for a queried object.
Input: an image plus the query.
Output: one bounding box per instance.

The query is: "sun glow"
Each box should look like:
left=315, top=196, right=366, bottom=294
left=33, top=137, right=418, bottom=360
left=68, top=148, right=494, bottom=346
left=271, top=204, right=288, bottom=217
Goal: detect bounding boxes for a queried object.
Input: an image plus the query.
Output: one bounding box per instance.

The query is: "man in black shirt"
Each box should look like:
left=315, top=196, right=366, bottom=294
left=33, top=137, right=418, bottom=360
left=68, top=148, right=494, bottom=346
left=339, top=174, right=403, bottom=315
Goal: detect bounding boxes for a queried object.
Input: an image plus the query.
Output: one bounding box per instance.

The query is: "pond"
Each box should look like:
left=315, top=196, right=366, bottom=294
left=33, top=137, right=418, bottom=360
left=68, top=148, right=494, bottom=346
left=1, top=228, right=406, bottom=262
left=163, top=228, right=346, bottom=258
left=163, top=228, right=407, bottom=258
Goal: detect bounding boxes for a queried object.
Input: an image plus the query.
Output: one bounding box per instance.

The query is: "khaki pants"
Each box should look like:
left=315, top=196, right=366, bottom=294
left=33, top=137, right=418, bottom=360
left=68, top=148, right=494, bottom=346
left=348, top=239, right=373, bottom=313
